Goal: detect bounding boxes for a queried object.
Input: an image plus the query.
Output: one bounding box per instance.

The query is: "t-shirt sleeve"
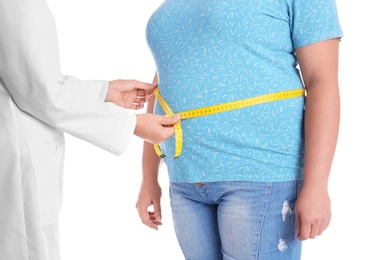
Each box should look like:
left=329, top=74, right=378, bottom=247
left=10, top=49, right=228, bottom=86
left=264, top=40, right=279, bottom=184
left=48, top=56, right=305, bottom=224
left=290, top=0, right=343, bottom=48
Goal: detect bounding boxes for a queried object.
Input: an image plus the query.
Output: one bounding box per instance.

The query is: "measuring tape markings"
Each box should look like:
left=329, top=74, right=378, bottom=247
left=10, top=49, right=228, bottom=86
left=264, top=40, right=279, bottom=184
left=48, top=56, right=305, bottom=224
left=153, top=88, right=305, bottom=159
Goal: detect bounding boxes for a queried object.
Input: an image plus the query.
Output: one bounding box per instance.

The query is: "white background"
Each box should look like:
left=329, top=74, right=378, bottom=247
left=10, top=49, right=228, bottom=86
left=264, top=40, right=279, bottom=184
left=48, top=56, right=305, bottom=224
left=47, top=0, right=390, bottom=259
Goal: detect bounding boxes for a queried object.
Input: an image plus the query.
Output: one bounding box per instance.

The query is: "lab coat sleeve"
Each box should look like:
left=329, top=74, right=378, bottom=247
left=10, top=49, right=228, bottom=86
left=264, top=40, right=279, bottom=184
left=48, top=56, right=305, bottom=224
left=0, top=0, right=136, bottom=155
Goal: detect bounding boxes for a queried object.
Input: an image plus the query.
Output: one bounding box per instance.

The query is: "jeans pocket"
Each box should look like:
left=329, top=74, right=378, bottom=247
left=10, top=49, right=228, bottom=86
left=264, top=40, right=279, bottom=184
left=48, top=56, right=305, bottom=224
left=27, top=142, right=63, bottom=226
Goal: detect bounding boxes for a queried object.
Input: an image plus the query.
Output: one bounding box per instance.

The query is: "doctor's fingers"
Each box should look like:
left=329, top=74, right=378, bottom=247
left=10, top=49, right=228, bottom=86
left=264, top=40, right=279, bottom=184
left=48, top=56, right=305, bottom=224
left=124, top=80, right=157, bottom=92
left=127, top=98, right=146, bottom=110
left=160, top=114, right=181, bottom=127
left=136, top=88, right=155, bottom=99
left=131, top=89, right=156, bottom=105
left=154, top=116, right=181, bottom=141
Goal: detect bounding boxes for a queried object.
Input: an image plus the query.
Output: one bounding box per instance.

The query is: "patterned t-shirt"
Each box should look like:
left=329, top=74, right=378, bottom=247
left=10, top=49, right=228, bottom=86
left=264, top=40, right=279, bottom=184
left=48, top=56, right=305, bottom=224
left=146, top=0, right=343, bottom=183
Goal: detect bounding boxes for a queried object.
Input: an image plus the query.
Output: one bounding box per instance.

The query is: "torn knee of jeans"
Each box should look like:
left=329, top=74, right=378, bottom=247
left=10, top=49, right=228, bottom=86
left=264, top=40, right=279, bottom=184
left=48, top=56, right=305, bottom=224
left=281, top=200, right=292, bottom=222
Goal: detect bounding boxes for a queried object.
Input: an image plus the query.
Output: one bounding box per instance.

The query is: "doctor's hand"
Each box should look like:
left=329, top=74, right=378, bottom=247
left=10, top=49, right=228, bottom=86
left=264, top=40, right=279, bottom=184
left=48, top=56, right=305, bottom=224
left=105, top=79, right=156, bottom=109
left=134, top=113, right=180, bottom=144
left=136, top=179, right=163, bottom=230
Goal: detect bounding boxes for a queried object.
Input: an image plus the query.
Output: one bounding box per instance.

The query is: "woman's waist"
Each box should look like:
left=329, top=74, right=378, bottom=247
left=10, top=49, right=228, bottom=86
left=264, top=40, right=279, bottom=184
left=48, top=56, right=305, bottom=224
left=154, top=87, right=305, bottom=116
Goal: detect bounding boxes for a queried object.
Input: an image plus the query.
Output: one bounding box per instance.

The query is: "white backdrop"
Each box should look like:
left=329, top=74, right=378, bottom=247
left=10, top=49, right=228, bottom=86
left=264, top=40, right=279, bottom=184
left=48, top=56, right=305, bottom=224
left=47, top=0, right=390, bottom=259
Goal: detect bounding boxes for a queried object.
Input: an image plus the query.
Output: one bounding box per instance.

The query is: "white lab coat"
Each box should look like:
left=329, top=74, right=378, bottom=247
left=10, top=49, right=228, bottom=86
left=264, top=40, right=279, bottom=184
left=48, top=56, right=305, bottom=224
left=0, top=1, right=137, bottom=259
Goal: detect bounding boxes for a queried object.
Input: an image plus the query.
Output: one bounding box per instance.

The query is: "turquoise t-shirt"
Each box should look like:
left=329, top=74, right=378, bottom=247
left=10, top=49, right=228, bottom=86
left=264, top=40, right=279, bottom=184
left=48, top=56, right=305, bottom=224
left=146, top=0, right=343, bottom=183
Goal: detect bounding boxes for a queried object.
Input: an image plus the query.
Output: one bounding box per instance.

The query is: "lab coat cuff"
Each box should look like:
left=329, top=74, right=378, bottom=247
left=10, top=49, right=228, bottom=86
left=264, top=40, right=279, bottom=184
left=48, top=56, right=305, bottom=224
left=85, top=80, right=109, bottom=101
left=111, top=111, right=137, bottom=155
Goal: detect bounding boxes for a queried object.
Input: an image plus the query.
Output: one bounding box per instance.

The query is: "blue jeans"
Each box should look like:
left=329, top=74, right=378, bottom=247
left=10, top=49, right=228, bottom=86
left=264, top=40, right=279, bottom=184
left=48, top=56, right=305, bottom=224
left=169, top=181, right=303, bottom=260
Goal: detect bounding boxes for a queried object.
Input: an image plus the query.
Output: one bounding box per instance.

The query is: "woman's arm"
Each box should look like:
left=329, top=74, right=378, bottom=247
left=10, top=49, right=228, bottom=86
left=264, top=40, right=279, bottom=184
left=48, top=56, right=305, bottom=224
left=136, top=72, right=165, bottom=230
left=294, top=38, right=340, bottom=240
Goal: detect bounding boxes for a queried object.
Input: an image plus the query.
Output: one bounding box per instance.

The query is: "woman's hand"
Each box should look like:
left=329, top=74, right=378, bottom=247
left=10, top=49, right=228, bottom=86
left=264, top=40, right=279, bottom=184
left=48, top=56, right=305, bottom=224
left=295, top=186, right=331, bottom=240
left=136, top=180, right=163, bottom=230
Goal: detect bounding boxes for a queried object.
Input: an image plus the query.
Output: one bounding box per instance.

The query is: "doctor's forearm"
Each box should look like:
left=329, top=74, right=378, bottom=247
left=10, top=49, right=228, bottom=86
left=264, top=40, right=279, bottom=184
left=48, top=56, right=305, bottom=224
left=0, top=0, right=137, bottom=156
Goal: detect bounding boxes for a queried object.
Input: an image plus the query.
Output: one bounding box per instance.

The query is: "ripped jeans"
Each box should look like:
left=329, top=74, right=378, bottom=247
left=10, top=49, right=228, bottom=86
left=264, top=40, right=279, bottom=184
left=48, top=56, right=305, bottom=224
left=169, top=180, right=303, bottom=260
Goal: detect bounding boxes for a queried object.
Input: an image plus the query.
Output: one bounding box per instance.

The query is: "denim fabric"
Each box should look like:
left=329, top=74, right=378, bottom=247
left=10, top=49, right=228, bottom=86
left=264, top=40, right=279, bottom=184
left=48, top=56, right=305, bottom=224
left=169, top=181, right=303, bottom=260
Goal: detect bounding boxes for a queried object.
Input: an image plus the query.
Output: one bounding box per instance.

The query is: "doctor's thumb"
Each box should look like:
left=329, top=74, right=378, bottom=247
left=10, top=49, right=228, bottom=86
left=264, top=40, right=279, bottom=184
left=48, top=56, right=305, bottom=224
left=161, top=115, right=181, bottom=126
left=142, top=81, right=158, bottom=90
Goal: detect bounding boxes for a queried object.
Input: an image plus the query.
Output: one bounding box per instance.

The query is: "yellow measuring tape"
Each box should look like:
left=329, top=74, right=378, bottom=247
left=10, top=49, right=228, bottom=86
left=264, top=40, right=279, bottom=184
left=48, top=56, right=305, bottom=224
left=154, top=88, right=305, bottom=159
